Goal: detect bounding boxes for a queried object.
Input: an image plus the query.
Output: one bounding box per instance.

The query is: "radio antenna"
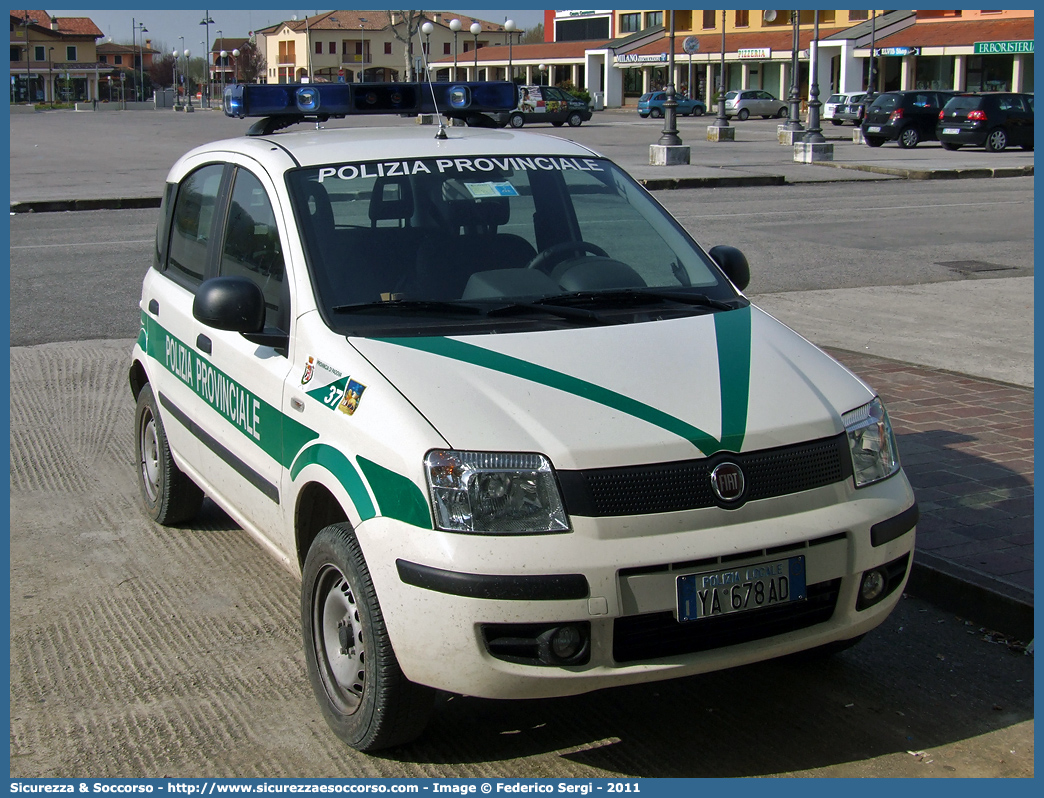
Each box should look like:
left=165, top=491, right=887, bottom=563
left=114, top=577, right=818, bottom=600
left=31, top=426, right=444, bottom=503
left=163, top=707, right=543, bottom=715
left=418, top=20, right=449, bottom=139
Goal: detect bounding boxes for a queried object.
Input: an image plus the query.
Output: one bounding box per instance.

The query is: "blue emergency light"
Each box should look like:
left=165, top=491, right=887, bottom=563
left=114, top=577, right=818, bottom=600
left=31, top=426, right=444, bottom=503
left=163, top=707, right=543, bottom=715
left=223, top=82, right=517, bottom=134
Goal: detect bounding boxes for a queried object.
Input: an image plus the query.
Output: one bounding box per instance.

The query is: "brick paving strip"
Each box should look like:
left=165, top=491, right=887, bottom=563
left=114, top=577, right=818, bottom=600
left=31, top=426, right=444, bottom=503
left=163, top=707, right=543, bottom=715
left=826, top=348, right=1034, bottom=638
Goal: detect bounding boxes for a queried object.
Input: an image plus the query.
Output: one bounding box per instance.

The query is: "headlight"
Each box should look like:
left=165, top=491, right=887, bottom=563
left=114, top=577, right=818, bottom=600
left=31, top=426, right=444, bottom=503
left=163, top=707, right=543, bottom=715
left=843, top=398, right=900, bottom=488
left=424, top=450, right=569, bottom=534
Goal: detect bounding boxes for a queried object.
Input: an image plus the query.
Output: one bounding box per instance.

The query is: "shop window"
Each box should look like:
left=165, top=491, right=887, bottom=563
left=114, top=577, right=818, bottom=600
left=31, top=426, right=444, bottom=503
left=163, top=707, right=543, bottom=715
left=619, top=13, right=640, bottom=34
left=702, top=10, right=716, bottom=30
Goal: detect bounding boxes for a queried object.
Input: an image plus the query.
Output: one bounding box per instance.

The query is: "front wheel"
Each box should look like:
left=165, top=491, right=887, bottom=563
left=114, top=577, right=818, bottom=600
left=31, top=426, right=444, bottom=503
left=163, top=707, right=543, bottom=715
left=302, top=524, right=435, bottom=752
left=567, top=111, right=583, bottom=127
left=135, top=384, right=203, bottom=525
left=737, top=108, right=750, bottom=121
left=508, top=113, right=524, bottom=129
left=985, top=127, right=1008, bottom=152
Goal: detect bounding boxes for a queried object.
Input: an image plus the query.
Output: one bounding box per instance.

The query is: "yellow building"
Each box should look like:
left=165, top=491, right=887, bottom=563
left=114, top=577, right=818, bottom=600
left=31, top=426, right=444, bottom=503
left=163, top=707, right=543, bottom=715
left=9, top=8, right=106, bottom=103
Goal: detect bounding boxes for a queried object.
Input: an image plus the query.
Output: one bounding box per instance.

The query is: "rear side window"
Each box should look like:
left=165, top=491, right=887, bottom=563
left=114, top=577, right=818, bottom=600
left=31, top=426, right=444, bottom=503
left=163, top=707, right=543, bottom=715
left=998, top=95, right=1026, bottom=112
left=167, top=164, right=225, bottom=287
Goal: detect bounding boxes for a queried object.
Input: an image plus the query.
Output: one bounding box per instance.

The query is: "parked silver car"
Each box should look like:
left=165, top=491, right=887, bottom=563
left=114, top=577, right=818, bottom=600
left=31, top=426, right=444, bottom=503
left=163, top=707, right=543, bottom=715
left=724, top=89, right=788, bottom=120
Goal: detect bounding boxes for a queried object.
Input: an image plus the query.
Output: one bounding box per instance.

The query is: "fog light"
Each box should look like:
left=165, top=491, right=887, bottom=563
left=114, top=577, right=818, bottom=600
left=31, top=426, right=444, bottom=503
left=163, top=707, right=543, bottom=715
left=860, top=569, right=887, bottom=605
left=551, top=625, right=582, bottom=659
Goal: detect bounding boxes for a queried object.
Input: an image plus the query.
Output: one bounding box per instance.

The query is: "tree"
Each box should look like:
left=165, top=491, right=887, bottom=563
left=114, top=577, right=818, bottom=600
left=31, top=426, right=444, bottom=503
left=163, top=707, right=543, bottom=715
left=236, top=41, right=266, bottom=83
left=387, top=10, right=425, bottom=81
left=149, top=53, right=176, bottom=88
left=521, top=23, right=543, bottom=44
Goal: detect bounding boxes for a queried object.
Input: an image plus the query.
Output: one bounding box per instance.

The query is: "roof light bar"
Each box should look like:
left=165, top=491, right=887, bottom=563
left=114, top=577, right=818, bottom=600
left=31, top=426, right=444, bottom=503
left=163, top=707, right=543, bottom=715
left=223, top=82, right=517, bottom=121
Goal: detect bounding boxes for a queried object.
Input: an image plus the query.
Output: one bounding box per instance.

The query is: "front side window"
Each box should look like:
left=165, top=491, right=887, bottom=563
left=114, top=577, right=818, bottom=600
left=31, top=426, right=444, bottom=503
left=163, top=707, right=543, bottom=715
left=167, top=164, right=225, bottom=287
left=219, top=169, right=287, bottom=332
left=286, top=157, right=742, bottom=337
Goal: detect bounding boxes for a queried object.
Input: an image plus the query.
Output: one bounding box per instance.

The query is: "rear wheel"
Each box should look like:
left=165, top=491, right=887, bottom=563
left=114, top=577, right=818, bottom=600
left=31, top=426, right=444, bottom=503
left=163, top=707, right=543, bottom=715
left=135, top=384, right=203, bottom=525
left=985, top=127, right=1008, bottom=152
left=777, top=106, right=788, bottom=119
left=692, top=106, right=704, bottom=117
left=831, top=119, right=843, bottom=126
left=737, top=108, right=750, bottom=121
left=567, top=111, right=583, bottom=127
left=941, top=141, right=961, bottom=151
left=508, top=113, right=524, bottom=129
left=552, top=121, right=564, bottom=127
left=302, top=524, right=435, bottom=752
left=650, top=107, right=663, bottom=119
left=897, top=126, right=920, bottom=149
left=864, top=135, right=885, bottom=148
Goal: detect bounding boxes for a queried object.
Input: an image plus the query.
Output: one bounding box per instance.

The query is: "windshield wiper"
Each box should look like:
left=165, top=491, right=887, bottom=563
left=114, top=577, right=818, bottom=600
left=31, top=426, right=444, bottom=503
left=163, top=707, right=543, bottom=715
left=534, top=289, right=736, bottom=312
left=331, top=299, right=485, bottom=316
left=484, top=301, right=607, bottom=324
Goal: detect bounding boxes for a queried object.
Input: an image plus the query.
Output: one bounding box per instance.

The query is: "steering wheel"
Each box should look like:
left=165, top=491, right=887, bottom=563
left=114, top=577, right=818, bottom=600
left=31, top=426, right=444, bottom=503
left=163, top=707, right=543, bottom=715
left=526, top=241, right=609, bottom=274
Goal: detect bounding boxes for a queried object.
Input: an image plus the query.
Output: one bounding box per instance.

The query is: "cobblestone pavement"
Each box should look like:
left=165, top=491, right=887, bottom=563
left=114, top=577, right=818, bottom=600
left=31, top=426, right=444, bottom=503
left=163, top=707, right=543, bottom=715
left=829, top=349, right=1034, bottom=599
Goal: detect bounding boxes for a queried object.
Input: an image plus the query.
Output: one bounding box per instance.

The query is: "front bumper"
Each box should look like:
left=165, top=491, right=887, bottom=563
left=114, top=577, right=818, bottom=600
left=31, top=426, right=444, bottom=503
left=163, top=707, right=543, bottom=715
left=355, top=471, right=917, bottom=700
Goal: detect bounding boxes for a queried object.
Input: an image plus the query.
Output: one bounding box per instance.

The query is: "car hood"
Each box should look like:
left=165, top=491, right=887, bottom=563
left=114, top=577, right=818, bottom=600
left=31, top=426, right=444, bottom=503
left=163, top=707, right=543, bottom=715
left=350, top=306, right=874, bottom=470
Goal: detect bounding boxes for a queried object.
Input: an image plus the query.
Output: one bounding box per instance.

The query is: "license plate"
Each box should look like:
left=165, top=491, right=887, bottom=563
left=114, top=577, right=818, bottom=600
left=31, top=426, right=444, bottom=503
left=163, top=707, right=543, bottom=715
left=677, top=556, right=806, bottom=622
left=943, top=128, right=960, bottom=135
left=867, top=125, right=882, bottom=133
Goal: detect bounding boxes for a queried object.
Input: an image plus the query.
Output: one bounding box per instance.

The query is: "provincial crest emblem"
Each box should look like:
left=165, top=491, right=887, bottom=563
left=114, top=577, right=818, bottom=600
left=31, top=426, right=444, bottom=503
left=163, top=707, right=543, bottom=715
left=301, top=356, right=315, bottom=385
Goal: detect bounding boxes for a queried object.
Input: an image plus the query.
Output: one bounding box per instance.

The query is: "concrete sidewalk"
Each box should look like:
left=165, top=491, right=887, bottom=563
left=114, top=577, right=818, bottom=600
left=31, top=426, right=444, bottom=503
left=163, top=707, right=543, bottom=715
left=8, top=104, right=1035, bottom=638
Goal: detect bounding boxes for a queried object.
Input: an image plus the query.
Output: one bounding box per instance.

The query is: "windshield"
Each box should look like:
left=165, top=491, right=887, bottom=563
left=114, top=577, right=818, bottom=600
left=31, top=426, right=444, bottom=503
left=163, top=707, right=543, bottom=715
left=287, top=156, right=742, bottom=336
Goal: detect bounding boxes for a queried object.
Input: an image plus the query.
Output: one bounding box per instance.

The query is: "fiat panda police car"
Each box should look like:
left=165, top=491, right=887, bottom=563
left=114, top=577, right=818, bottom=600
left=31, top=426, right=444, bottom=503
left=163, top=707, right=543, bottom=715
left=130, top=81, right=918, bottom=752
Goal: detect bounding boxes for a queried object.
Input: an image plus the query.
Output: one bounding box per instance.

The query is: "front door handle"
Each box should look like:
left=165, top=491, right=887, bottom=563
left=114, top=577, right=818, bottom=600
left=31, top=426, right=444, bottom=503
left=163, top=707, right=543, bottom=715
left=196, top=334, right=212, bottom=355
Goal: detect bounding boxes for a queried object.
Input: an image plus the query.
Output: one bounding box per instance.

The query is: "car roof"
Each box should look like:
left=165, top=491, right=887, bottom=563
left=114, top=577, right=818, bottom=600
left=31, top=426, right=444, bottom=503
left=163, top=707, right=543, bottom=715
left=176, top=125, right=603, bottom=171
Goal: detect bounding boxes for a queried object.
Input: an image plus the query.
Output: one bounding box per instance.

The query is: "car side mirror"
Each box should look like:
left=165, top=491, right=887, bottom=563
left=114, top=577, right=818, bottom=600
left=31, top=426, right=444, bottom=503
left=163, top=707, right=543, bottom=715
left=193, top=276, right=266, bottom=334
left=708, top=245, right=750, bottom=291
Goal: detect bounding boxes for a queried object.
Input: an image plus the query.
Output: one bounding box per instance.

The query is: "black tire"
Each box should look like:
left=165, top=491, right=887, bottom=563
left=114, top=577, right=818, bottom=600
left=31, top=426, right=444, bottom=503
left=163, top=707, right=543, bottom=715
left=650, top=107, right=663, bottom=119
left=777, top=106, right=788, bottom=119
left=864, top=134, right=885, bottom=148
left=692, top=106, right=704, bottom=117
left=737, top=108, right=750, bottom=121
left=567, top=111, right=583, bottom=127
left=941, top=141, right=961, bottom=151
left=508, top=113, right=524, bottom=129
left=135, top=384, right=204, bottom=525
left=831, top=119, right=843, bottom=126
left=302, top=524, right=435, bottom=752
left=896, top=126, right=919, bottom=149
left=985, top=127, right=1008, bottom=152
left=552, top=121, right=564, bottom=127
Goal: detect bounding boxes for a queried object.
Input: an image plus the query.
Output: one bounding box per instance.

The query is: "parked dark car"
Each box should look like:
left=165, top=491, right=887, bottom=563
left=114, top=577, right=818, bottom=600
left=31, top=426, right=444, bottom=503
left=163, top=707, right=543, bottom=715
left=937, top=92, right=1034, bottom=152
left=637, top=91, right=706, bottom=118
left=834, top=92, right=868, bottom=125
left=862, top=90, right=959, bottom=148
left=488, top=85, right=592, bottom=128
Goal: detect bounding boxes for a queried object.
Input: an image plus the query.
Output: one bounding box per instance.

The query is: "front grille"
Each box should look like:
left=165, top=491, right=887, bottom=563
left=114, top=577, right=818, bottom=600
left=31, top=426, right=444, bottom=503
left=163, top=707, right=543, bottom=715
left=558, top=433, right=851, bottom=516
left=612, top=579, right=842, bottom=663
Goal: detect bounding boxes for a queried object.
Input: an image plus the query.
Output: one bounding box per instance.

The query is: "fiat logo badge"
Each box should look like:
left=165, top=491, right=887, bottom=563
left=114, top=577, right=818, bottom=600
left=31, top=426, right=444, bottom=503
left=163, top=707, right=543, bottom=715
left=710, top=462, right=746, bottom=502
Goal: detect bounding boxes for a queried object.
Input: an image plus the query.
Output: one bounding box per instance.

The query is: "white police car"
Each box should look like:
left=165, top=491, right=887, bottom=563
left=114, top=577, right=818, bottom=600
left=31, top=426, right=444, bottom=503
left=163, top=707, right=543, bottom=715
left=129, top=81, right=917, bottom=752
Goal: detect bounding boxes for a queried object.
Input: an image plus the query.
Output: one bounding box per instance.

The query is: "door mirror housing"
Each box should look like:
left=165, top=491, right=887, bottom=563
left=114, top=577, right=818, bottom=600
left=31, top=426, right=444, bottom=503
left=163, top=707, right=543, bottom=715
left=193, top=276, right=266, bottom=333
left=708, top=245, right=750, bottom=291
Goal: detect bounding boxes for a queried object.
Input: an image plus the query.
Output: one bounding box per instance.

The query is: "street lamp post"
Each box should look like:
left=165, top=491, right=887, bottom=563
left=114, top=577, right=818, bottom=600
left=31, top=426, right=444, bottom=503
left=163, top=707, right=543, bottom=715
left=448, top=19, right=461, bottom=81
left=232, top=49, right=240, bottom=83
left=171, top=48, right=179, bottom=108
left=504, top=19, right=516, bottom=81
left=133, top=21, right=148, bottom=103
left=220, top=49, right=227, bottom=99
left=183, top=49, right=192, bottom=109
left=470, top=22, right=481, bottom=79
left=785, top=10, right=804, bottom=131
left=659, top=10, right=681, bottom=146
left=214, top=30, right=222, bottom=96
left=712, top=10, right=729, bottom=127
left=22, top=11, right=37, bottom=105
left=199, top=11, right=214, bottom=106
left=48, top=47, right=54, bottom=106
left=421, top=22, right=434, bottom=79
left=803, top=10, right=825, bottom=144
left=538, top=63, right=547, bottom=86
left=358, top=18, right=367, bottom=82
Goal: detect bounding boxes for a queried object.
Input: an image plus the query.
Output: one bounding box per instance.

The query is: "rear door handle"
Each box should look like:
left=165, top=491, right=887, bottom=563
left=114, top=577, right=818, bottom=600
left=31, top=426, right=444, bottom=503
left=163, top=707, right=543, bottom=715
left=196, top=334, right=212, bottom=355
